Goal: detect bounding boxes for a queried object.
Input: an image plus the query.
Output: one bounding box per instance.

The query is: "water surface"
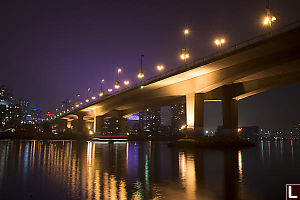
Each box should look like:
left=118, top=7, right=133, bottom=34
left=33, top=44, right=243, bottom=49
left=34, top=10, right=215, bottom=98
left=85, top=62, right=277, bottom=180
left=0, top=140, right=299, bottom=200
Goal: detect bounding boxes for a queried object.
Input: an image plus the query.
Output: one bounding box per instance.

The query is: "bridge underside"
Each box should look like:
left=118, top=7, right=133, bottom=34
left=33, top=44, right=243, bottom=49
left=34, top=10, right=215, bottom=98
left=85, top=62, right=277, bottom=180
left=58, top=25, right=300, bottom=135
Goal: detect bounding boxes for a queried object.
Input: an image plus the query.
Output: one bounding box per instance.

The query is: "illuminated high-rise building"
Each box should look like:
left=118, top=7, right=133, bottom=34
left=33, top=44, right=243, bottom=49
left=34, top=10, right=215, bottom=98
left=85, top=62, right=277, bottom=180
left=171, top=102, right=186, bottom=133
left=102, top=116, right=121, bottom=135
left=139, top=108, right=161, bottom=135
left=0, top=85, right=22, bottom=128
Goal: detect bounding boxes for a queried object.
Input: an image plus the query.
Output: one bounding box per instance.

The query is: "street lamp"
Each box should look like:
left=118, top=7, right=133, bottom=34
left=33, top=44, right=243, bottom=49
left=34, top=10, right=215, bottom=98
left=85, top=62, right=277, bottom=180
left=114, top=81, right=120, bottom=89
left=85, top=88, right=90, bottom=103
left=75, top=93, right=82, bottom=107
left=137, top=54, right=144, bottom=83
left=263, top=0, right=276, bottom=27
left=115, top=68, right=121, bottom=89
left=124, top=80, right=130, bottom=86
left=107, top=88, right=113, bottom=93
left=99, top=79, right=104, bottom=97
left=180, top=28, right=190, bottom=66
left=215, top=38, right=225, bottom=48
left=156, top=65, right=164, bottom=71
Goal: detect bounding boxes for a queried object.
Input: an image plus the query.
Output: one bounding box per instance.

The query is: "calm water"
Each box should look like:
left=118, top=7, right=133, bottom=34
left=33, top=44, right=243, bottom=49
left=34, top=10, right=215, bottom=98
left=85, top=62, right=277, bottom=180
left=0, top=140, right=299, bottom=200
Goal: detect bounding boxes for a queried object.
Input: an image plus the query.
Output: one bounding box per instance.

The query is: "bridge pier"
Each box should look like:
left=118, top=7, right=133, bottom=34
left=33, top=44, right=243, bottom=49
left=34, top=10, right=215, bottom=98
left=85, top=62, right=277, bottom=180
left=94, top=116, right=103, bottom=134
left=186, top=93, right=204, bottom=135
left=93, top=110, right=127, bottom=135
left=119, top=117, right=127, bottom=135
left=66, top=119, right=73, bottom=129
left=222, top=98, right=238, bottom=135
left=76, top=114, right=86, bottom=135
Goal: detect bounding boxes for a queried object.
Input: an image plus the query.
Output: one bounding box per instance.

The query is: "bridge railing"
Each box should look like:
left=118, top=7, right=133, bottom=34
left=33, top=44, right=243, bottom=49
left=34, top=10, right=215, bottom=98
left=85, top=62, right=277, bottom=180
left=59, top=21, right=300, bottom=118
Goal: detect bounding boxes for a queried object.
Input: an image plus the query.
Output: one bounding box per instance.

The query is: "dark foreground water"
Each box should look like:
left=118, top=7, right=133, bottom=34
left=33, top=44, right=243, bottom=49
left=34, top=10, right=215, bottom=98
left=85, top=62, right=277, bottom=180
left=0, top=140, right=299, bottom=200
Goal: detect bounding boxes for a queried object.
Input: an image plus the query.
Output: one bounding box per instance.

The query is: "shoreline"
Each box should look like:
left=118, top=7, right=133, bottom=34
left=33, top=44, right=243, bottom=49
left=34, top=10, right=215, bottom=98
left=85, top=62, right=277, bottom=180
left=168, top=136, right=256, bottom=149
left=0, top=132, right=183, bottom=141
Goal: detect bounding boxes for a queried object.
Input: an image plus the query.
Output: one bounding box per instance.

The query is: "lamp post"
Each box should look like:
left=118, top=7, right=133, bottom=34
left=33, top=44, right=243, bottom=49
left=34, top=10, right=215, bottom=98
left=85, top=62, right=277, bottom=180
left=180, top=29, right=190, bottom=66
left=263, top=0, right=276, bottom=30
left=85, top=88, right=90, bottom=103
left=137, top=54, right=144, bottom=84
left=74, top=93, right=81, bottom=107
left=99, top=79, right=104, bottom=97
left=115, top=68, right=121, bottom=89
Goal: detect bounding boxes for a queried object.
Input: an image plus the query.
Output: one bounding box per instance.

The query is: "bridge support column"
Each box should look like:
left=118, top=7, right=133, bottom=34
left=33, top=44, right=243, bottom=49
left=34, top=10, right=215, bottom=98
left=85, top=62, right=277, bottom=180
left=77, top=114, right=87, bottom=135
left=186, top=93, right=204, bottom=135
left=66, top=119, right=72, bottom=129
left=120, top=117, right=127, bottom=135
left=94, top=116, right=103, bottom=135
left=222, top=98, right=238, bottom=135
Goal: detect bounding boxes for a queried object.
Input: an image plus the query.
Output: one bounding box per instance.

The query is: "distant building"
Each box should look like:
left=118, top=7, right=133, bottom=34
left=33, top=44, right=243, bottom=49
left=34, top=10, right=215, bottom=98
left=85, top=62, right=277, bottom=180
left=0, top=85, right=45, bottom=130
left=102, top=116, right=121, bottom=135
left=139, top=108, right=161, bottom=135
left=0, top=85, right=21, bottom=129
left=171, top=102, right=186, bottom=134
left=127, top=113, right=139, bottom=135
left=160, top=106, right=171, bottom=126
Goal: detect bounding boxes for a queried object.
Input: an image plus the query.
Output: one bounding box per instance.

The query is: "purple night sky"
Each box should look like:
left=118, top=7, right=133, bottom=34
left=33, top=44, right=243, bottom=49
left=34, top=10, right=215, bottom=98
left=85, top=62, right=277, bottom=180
left=1, top=0, right=300, bottom=131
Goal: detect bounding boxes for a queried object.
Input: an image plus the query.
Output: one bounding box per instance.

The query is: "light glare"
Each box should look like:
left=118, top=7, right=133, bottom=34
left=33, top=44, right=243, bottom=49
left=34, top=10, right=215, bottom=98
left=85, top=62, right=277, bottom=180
left=156, top=65, right=164, bottom=71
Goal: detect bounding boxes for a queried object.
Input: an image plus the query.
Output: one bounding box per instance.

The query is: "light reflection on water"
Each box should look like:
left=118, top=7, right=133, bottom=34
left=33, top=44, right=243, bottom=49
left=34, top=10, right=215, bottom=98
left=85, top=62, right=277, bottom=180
left=0, top=140, right=300, bottom=200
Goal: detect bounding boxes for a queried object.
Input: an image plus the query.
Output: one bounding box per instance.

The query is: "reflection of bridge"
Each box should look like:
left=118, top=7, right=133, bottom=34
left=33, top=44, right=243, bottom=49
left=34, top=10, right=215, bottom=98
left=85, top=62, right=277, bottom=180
left=57, top=22, right=300, bottom=135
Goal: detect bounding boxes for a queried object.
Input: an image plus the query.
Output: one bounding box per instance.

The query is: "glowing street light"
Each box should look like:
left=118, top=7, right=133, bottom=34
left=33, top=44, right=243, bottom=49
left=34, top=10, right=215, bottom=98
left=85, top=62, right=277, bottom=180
left=108, top=88, right=113, bottom=93
left=114, top=81, right=120, bottom=89
left=138, top=71, right=144, bottom=79
left=215, top=38, right=225, bottom=47
left=124, top=80, right=130, bottom=86
left=180, top=50, right=189, bottom=60
left=156, top=65, right=164, bottom=71
left=263, top=15, right=276, bottom=26
left=91, top=96, right=96, bottom=100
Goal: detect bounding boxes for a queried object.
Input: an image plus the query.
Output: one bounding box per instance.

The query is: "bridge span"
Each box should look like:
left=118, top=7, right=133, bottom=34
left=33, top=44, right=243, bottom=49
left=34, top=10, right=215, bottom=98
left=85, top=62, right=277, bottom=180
left=56, top=22, right=300, bottom=135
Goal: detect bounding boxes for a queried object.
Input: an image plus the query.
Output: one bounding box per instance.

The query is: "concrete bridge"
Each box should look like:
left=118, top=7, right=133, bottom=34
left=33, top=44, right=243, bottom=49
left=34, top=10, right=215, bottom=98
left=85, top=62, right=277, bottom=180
left=56, top=22, right=300, bottom=135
